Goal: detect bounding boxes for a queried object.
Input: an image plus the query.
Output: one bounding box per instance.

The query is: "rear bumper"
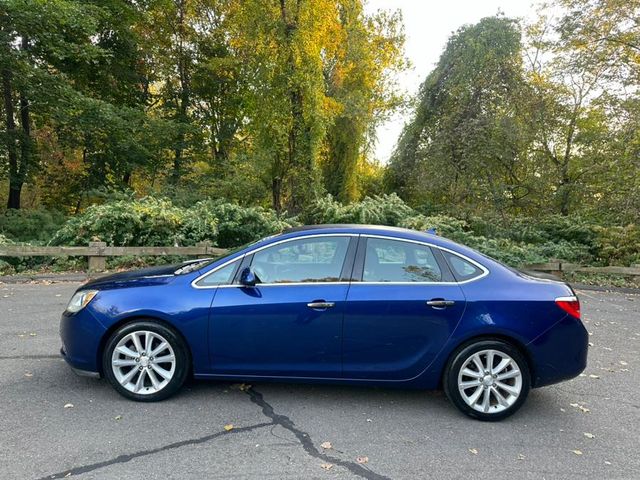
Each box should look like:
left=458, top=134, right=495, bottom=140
left=526, top=314, right=589, bottom=388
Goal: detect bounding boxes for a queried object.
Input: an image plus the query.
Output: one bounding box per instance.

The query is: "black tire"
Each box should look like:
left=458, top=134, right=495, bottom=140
left=443, top=339, right=531, bottom=421
left=103, top=321, right=190, bottom=402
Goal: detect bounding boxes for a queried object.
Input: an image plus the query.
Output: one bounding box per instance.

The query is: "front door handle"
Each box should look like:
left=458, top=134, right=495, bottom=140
left=426, top=299, right=456, bottom=308
left=307, top=301, right=335, bottom=310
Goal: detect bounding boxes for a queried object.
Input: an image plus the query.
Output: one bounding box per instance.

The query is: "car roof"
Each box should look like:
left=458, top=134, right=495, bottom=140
left=279, top=224, right=451, bottom=248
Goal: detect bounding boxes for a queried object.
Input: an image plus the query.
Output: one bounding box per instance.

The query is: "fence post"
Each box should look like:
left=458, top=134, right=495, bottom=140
left=195, top=241, right=211, bottom=259
left=88, top=241, right=107, bottom=272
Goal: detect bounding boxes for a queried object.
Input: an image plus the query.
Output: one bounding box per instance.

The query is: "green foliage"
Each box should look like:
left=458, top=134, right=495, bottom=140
left=199, top=201, right=295, bottom=248
left=49, top=198, right=295, bottom=249
left=0, top=209, right=66, bottom=242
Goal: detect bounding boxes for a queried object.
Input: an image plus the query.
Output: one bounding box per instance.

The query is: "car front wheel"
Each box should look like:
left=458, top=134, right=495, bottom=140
left=103, top=321, right=189, bottom=401
left=444, top=340, right=531, bottom=421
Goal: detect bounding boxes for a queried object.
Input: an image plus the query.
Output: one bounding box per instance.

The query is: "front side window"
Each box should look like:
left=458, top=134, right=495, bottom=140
left=197, top=259, right=240, bottom=287
left=363, top=238, right=442, bottom=282
left=250, top=236, right=350, bottom=284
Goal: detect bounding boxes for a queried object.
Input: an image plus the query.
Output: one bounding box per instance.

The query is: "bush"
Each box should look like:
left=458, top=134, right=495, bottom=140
left=50, top=198, right=294, bottom=249
left=0, top=209, right=66, bottom=243
left=204, top=201, right=295, bottom=248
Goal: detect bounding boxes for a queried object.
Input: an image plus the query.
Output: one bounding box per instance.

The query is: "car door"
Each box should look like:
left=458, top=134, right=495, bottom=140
left=342, top=236, right=467, bottom=380
left=207, top=234, right=356, bottom=378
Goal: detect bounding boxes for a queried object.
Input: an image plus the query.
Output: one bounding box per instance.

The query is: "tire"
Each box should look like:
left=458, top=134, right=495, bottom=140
left=103, top=321, right=190, bottom=402
left=443, top=339, right=531, bottom=421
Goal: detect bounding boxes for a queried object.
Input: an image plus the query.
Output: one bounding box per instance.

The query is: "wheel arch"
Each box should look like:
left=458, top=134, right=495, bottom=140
left=97, top=315, right=193, bottom=377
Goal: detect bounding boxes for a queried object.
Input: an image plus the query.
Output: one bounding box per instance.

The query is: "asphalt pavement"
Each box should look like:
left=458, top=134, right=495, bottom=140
left=0, top=281, right=638, bottom=479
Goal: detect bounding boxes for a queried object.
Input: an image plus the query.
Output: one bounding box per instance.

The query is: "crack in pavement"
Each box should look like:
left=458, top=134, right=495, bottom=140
left=33, top=421, right=273, bottom=480
left=245, top=387, right=392, bottom=480
left=33, top=386, right=391, bottom=480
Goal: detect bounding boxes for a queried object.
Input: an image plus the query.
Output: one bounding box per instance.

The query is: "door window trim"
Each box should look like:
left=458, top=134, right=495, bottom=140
left=191, top=233, right=358, bottom=289
left=353, top=234, right=489, bottom=285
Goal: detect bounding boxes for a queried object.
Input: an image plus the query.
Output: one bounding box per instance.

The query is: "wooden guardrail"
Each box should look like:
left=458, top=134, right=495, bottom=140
left=0, top=241, right=229, bottom=271
left=0, top=244, right=639, bottom=276
left=520, top=261, right=640, bottom=277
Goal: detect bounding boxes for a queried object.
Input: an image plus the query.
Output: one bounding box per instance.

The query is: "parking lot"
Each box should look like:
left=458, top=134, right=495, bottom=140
left=1, top=281, right=638, bottom=479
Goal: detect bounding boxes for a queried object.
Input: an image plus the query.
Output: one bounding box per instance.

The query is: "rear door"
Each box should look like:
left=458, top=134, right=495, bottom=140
left=342, top=236, right=466, bottom=380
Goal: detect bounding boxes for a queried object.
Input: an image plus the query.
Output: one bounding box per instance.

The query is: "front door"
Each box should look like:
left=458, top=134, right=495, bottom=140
left=209, top=235, right=356, bottom=378
left=343, top=236, right=466, bottom=380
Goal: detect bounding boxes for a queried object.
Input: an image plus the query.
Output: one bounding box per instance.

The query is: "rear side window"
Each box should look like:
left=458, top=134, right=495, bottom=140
left=442, top=251, right=484, bottom=281
left=363, top=238, right=442, bottom=282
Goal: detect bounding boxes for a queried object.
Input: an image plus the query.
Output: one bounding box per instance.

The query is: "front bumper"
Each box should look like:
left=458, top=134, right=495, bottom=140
left=59, top=307, right=107, bottom=376
left=526, top=314, right=589, bottom=388
left=60, top=346, right=100, bottom=378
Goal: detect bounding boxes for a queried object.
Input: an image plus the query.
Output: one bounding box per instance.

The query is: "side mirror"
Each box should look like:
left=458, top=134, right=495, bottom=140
left=239, top=267, right=257, bottom=287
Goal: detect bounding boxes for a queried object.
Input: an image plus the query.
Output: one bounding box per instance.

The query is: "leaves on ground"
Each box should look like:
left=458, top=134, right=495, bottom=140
left=517, top=453, right=525, bottom=460
left=356, top=456, right=369, bottom=464
left=24, top=372, right=33, bottom=377
left=572, top=449, right=583, bottom=456
left=231, top=383, right=252, bottom=391
left=114, top=415, right=122, bottom=421
left=468, top=448, right=478, bottom=455
left=224, top=424, right=234, bottom=431
left=320, top=441, right=332, bottom=450
left=63, top=403, right=74, bottom=409
left=320, top=463, right=333, bottom=470
left=583, top=432, right=595, bottom=439
left=569, top=402, right=590, bottom=413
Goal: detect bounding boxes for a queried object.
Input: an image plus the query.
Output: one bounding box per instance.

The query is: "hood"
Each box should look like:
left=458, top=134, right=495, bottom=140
left=82, top=263, right=184, bottom=290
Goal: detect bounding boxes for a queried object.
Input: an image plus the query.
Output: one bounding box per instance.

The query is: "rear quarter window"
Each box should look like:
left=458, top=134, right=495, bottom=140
left=441, top=250, right=485, bottom=282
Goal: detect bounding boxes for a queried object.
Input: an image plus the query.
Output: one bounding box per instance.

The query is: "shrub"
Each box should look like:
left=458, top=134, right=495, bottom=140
left=0, top=209, right=66, bottom=243
left=202, top=201, right=295, bottom=248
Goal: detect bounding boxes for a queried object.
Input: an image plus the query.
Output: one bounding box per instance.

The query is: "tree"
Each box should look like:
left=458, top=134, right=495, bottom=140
left=388, top=16, right=530, bottom=215
left=322, top=1, right=405, bottom=202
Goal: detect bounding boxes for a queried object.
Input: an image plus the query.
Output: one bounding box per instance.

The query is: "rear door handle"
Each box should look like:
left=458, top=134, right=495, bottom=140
left=426, top=299, right=456, bottom=308
left=307, top=301, right=335, bottom=310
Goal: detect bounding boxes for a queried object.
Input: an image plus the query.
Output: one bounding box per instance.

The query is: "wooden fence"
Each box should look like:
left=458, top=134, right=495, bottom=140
left=1, top=243, right=639, bottom=277
left=0, top=242, right=228, bottom=271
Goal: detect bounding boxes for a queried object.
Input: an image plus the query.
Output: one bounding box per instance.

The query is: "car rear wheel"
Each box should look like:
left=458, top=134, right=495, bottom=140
left=103, top=321, right=189, bottom=401
left=444, top=339, right=530, bottom=421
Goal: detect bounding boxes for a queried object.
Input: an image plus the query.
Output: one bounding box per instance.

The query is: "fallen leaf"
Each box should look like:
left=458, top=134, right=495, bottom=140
left=517, top=453, right=525, bottom=460
left=64, top=403, right=74, bottom=409
left=588, top=342, right=594, bottom=347
left=24, top=372, right=33, bottom=377
left=583, top=432, right=595, bottom=439
left=224, top=424, right=234, bottom=431
left=468, top=448, right=478, bottom=455
left=569, top=403, right=590, bottom=413
left=320, top=463, right=333, bottom=471
left=114, top=415, right=122, bottom=421
left=55, top=294, right=61, bottom=297
left=572, top=450, right=583, bottom=456
left=619, top=361, right=628, bottom=366
left=320, top=441, right=332, bottom=450
left=356, top=456, right=369, bottom=464
left=29, top=332, right=37, bottom=337
left=604, top=461, right=612, bottom=465
left=589, top=374, right=600, bottom=379
left=366, top=418, right=372, bottom=422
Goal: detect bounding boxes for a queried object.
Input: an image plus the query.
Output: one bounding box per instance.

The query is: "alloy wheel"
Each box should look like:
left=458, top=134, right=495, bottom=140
left=457, top=349, right=522, bottom=414
left=111, top=330, right=176, bottom=395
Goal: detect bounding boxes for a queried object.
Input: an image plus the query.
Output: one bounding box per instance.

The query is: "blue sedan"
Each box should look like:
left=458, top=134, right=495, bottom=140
left=60, top=225, right=588, bottom=420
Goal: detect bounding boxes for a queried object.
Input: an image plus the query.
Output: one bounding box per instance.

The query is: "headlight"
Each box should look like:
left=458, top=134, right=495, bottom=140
left=66, top=290, right=99, bottom=313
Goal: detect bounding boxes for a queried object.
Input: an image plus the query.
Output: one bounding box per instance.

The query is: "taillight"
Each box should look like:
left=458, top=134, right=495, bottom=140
left=555, top=296, right=580, bottom=319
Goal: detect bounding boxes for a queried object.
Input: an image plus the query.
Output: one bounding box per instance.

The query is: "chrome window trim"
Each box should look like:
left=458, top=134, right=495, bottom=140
left=190, top=232, right=489, bottom=289
left=191, top=233, right=358, bottom=289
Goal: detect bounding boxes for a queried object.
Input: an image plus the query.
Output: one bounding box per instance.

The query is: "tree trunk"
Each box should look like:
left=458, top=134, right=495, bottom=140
left=2, top=66, right=20, bottom=209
